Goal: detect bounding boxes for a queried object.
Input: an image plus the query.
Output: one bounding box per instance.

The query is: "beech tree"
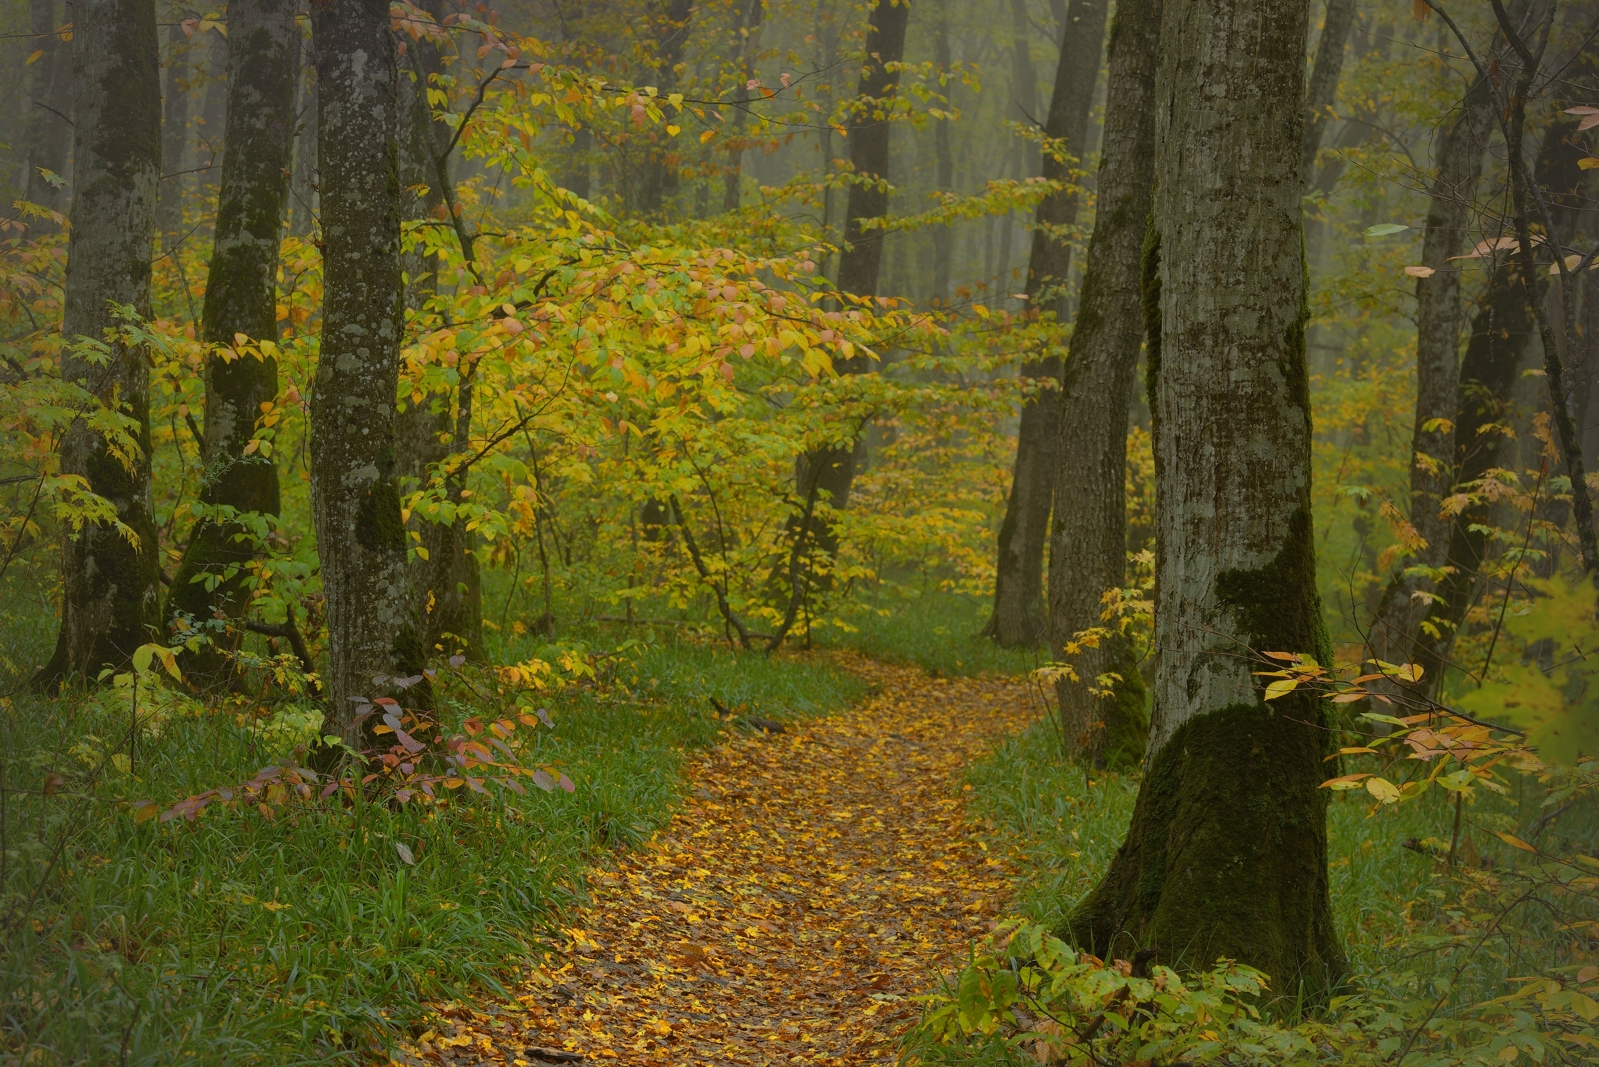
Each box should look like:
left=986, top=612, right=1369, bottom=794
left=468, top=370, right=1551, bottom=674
left=1046, top=0, right=1158, bottom=767
left=165, top=0, right=301, bottom=683
left=985, top=0, right=1108, bottom=647
left=308, top=0, right=411, bottom=735
left=33, top=0, right=163, bottom=686
left=1064, top=0, right=1347, bottom=999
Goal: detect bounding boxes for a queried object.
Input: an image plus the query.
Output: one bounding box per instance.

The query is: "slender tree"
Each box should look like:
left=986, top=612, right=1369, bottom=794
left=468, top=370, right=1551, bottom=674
left=1046, top=0, right=1159, bottom=768
left=308, top=0, right=411, bottom=735
left=985, top=0, right=1108, bottom=646
left=196, top=27, right=229, bottom=227
left=792, top=0, right=910, bottom=549
left=1301, top=0, right=1358, bottom=177
left=164, top=0, right=301, bottom=684
left=637, top=0, right=696, bottom=216
left=929, top=0, right=955, bottom=304
left=1064, top=0, right=1348, bottom=1000
left=157, top=17, right=191, bottom=248
left=34, top=0, right=163, bottom=686
left=723, top=0, right=766, bottom=211
left=288, top=58, right=319, bottom=238
left=20, top=0, right=73, bottom=218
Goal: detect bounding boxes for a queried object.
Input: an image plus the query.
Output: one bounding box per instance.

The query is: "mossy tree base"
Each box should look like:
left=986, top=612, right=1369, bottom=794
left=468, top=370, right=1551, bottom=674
left=1063, top=700, right=1347, bottom=1005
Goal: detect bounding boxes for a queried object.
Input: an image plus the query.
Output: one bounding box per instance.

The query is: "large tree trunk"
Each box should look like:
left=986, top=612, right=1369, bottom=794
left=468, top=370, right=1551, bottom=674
left=308, top=0, right=412, bottom=737
left=1300, top=0, right=1357, bottom=177
left=34, top=0, right=163, bottom=687
left=791, top=0, right=910, bottom=558
left=20, top=0, right=72, bottom=219
left=985, top=0, right=1108, bottom=647
left=1064, top=0, right=1348, bottom=1002
left=1366, top=72, right=1498, bottom=667
left=637, top=0, right=695, bottom=217
left=397, top=0, right=484, bottom=663
left=1046, top=0, right=1158, bottom=769
left=164, top=0, right=300, bottom=685
left=157, top=19, right=190, bottom=248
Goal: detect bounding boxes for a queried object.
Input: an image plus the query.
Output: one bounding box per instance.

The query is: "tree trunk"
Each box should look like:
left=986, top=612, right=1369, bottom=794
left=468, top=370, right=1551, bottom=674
left=33, top=0, right=163, bottom=687
left=722, top=0, right=765, bottom=212
left=308, top=0, right=412, bottom=738
left=397, top=0, right=484, bottom=663
left=1064, top=0, right=1348, bottom=1002
left=985, top=0, right=1108, bottom=647
left=21, top=0, right=72, bottom=219
left=637, top=0, right=695, bottom=217
left=1047, top=0, right=1158, bottom=769
left=1300, top=0, right=1357, bottom=177
left=1008, top=0, right=1041, bottom=179
left=288, top=60, right=318, bottom=238
left=196, top=27, right=228, bottom=229
left=157, top=19, right=190, bottom=248
left=930, top=0, right=954, bottom=304
left=1367, top=72, right=1497, bottom=667
left=790, top=0, right=910, bottom=559
left=164, top=0, right=300, bottom=685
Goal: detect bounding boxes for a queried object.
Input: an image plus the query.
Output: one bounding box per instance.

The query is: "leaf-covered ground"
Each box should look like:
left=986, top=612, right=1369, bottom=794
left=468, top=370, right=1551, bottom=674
left=394, top=655, right=1038, bottom=1065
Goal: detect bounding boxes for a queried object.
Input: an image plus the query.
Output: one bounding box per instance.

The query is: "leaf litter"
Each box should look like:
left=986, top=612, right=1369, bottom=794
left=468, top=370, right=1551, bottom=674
left=390, top=655, right=1039, bottom=1066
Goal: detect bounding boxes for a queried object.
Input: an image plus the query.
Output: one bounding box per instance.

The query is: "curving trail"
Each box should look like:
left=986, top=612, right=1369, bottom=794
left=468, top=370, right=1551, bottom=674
left=398, top=655, right=1038, bottom=1067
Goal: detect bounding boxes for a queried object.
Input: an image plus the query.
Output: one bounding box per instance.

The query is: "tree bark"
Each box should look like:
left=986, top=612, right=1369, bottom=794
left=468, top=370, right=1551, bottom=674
left=196, top=27, right=229, bottom=229
left=157, top=18, right=190, bottom=248
left=985, top=0, right=1108, bottom=647
left=20, top=0, right=73, bottom=219
left=34, top=0, right=163, bottom=687
left=637, top=0, right=695, bottom=217
left=308, top=0, right=412, bottom=737
left=164, top=0, right=300, bottom=685
left=1367, top=72, right=1498, bottom=667
left=397, top=0, right=484, bottom=663
left=1300, top=0, right=1357, bottom=178
left=722, top=0, right=765, bottom=212
left=930, top=0, right=954, bottom=304
left=1063, top=0, right=1348, bottom=1002
left=288, top=59, right=318, bottom=238
left=1047, top=0, right=1158, bottom=769
left=790, top=0, right=910, bottom=559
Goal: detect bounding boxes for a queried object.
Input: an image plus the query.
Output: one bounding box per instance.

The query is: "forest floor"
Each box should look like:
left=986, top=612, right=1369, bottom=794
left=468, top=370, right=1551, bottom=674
left=391, top=654, right=1041, bottom=1067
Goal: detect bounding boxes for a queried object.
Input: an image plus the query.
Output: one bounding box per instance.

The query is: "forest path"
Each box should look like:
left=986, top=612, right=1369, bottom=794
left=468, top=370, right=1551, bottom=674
left=397, top=655, right=1039, bottom=1067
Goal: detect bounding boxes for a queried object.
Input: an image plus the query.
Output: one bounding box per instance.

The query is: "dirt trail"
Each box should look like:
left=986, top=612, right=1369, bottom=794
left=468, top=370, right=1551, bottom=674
left=398, top=655, right=1038, bottom=1067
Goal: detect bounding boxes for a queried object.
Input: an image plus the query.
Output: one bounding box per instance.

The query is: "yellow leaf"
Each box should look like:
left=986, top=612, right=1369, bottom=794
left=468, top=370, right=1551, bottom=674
left=1263, top=677, right=1299, bottom=701
left=1366, top=777, right=1401, bottom=803
left=1571, top=992, right=1599, bottom=1022
left=699, top=129, right=716, bottom=144
left=666, top=124, right=681, bottom=136
left=1495, top=830, right=1537, bottom=853
left=1320, top=772, right=1371, bottom=790
left=1579, top=157, right=1599, bottom=170
left=25, top=49, right=42, bottom=65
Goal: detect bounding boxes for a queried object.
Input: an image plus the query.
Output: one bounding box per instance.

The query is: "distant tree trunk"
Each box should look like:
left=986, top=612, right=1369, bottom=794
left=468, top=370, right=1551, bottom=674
left=723, top=0, right=765, bottom=211
left=930, top=0, right=954, bottom=304
left=397, top=0, right=484, bottom=662
left=1367, top=73, right=1497, bottom=667
left=21, top=0, right=72, bottom=219
left=196, top=28, right=229, bottom=228
left=1300, top=0, right=1357, bottom=177
left=157, top=19, right=190, bottom=247
left=563, top=126, right=592, bottom=200
left=792, top=0, right=910, bottom=557
left=288, top=59, right=318, bottom=237
left=1064, top=0, right=1348, bottom=1002
left=164, top=0, right=300, bottom=685
left=985, top=0, right=1108, bottom=647
left=33, top=0, right=162, bottom=687
left=308, top=0, right=412, bottom=737
left=637, top=0, right=695, bottom=217
left=1047, top=0, right=1158, bottom=769
left=1008, top=0, right=1041, bottom=179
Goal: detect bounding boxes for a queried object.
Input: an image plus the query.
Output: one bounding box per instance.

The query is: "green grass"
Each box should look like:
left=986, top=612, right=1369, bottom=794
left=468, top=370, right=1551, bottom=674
left=818, top=590, right=1045, bottom=678
left=0, top=610, right=860, bottom=1065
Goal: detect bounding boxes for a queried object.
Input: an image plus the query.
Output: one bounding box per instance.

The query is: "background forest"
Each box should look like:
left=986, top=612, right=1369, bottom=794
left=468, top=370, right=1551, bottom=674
left=0, top=0, right=1595, bottom=1064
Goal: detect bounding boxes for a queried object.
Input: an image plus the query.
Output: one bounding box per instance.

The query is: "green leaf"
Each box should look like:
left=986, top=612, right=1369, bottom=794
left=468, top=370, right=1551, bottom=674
left=1363, top=222, right=1410, bottom=237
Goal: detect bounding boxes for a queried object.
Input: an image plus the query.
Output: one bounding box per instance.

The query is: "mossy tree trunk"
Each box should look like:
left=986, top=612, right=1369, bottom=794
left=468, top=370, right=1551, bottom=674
left=308, top=0, right=412, bottom=738
left=164, top=0, right=300, bottom=685
left=397, top=0, right=484, bottom=663
left=1367, top=69, right=1497, bottom=667
left=1046, top=0, right=1157, bottom=769
left=34, top=0, right=163, bottom=686
left=21, top=0, right=73, bottom=220
left=1064, top=0, right=1348, bottom=1003
left=791, top=0, right=910, bottom=558
left=984, top=0, right=1108, bottom=648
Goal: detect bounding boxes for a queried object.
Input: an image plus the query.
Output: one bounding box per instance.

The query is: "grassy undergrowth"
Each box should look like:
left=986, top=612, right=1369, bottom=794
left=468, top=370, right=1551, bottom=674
left=919, top=717, right=1599, bottom=1065
left=0, top=610, right=860, bottom=1065
left=819, top=590, right=1043, bottom=678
